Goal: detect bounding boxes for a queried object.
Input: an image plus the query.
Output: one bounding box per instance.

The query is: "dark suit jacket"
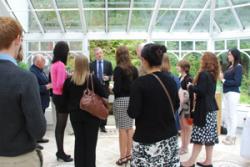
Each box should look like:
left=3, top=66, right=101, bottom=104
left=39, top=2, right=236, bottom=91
left=90, top=60, right=113, bottom=92
left=30, top=65, right=50, bottom=110
left=0, top=60, right=46, bottom=156
left=189, top=71, right=218, bottom=127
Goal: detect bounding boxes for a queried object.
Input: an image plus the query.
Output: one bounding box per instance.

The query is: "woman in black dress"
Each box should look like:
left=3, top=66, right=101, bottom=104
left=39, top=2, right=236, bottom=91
left=62, top=55, right=107, bottom=167
left=181, top=52, right=220, bottom=167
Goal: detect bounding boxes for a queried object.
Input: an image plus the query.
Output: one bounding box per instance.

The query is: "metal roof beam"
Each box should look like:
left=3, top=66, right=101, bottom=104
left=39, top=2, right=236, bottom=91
left=77, top=0, right=87, bottom=34
left=190, top=0, right=211, bottom=32
left=52, top=0, right=65, bottom=32
left=27, top=0, right=45, bottom=34
left=126, top=0, right=134, bottom=33
left=147, top=0, right=161, bottom=34
left=227, top=0, right=244, bottom=30
left=169, top=0, right=186, bottom=32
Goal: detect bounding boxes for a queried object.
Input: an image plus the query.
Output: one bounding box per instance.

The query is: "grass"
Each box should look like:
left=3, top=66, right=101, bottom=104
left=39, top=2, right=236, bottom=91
left=240, top=93, right=250, bottom=105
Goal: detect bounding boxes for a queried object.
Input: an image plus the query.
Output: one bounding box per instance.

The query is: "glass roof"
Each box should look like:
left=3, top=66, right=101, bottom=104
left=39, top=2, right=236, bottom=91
left=3, top=0, right=250, bottom=34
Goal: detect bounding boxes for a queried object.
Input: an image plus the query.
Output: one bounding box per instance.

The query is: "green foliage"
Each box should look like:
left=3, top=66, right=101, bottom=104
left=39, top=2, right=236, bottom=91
left=18, top=62, right=29, bottom=70
left=183, top=53, right=201, bottom=77
left=89, top=40, right=144, bottom=69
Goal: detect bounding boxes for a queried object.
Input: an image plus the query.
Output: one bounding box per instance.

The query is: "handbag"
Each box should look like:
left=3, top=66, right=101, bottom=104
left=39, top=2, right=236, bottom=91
left=80, top=74, right=109, bottom=120
left=151, top=74, right=176, bottom=121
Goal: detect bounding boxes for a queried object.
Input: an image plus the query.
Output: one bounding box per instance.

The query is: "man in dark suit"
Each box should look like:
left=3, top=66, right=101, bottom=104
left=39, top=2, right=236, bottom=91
left=30, top=54, right=52, bottom=144
left=0, top=17, right=46, bottom=167
left=90, top=47, right=113, bottom=133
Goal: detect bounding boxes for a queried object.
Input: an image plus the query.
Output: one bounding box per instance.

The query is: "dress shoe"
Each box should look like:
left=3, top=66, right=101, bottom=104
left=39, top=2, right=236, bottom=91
left=100, top=127, right=107, bottom=133
left=37, top=138, right=49, bottom=143
left=197, top=162, right=213, bottom=167
left=36, top=144, right=44, bottom=150
left=56, top=152, right=73, bottom=162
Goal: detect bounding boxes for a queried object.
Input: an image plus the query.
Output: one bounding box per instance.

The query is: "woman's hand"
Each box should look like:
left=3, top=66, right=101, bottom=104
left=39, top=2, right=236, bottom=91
left=219, top=72, right=224, bottom=81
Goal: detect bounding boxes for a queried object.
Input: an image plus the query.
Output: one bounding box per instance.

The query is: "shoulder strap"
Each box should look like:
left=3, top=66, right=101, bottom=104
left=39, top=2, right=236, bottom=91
left=151, top=74, right=176, bottom=121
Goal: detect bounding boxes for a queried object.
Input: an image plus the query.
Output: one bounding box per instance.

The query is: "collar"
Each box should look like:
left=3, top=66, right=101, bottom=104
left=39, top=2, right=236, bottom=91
left=0, top=54, right=17, bottom=66
left=32, top=64, right=43, bottom=72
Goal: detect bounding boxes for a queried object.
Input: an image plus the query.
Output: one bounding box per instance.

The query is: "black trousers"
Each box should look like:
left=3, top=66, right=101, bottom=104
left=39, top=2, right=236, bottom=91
left=70, top=111, right=100, bottom=167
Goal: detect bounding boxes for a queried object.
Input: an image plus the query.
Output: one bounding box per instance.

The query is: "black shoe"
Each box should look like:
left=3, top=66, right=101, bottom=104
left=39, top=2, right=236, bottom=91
left=197, top=162, right=213, bottom=167
left=37, top=138, right=49, bottom=143
left=56, top=152, right=73, bottom=162
left=100, top=127, right=107, bottom=133
left=36, top=144, right=44, bottom=150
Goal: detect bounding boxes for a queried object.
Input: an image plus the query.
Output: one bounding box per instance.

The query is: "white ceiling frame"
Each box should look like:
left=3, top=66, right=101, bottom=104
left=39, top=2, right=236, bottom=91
left=189, top=0, right=211, bottom=32
left=227, top=0, right=244, bottom=31
left=126, top=0, right=134, bottom=32
left=77, top=0, right=87, bottom=34
left=27, top=0, right=45, bottom=34
left=105, top=0, right=108, bottom=33
left=209, top=0, right=215, bottom=36
left=169, top=0, right=186, bottom=32
left=147, top=0, right=162, bottom=34
left=213, top=19, right=222, bottom=32
left=215, top=2, right=250, bottom=11
left=52, top=0, right=65, bottom=33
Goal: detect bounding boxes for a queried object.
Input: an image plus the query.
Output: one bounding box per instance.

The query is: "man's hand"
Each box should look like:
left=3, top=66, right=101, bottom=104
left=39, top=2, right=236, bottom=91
left=46, top=83, right=52, bottom=90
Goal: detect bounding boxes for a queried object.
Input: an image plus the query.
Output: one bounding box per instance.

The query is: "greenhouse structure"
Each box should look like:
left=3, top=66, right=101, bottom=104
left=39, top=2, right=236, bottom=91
left=0, top=0, right=250, bottom=166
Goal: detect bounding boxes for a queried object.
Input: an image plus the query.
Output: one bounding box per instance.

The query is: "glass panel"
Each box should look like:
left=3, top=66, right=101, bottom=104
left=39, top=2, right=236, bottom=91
left=236, top=7, right=250, bottom=29
left=195, top=41, right=207, bottom=50
left=174, top=11, right=200, bottom=31
left=109, top=10, right=128, bottom=31
left=232, top=0, right=250, bottom=5
left=28, top=11, right=40, bottom=32
left=215, top=9, right=238, bottom=30
left=31, top=0, right=53, bottom=9
left=70, top=41, right=82, bottom=50
left=154, top=10, right=177, bottom=32
left=227, top=40, right=237, bottom=49
left=83, top=0, right=105, bottom=8
left=240, top=39, right=250, bottom=49
left=167, top=41, right=179, bottom=50
left=134, top=0, right=155, bottom=8
left=216, top=0, right=228, bottom=8
left=60, top=11, right=82, bottom=31
left=193, top=11, right=209, bottom=32
left=41, top=42, right=53, bottom=51
left=153, top=41, right=165, bottom=45
left=29, top=42, right=39, bottom=51
left=130, top=10, right=152, bottom=31
left=160, top=0, right=182, bottom=8
left=181, top=41, right=193, bottom=50
left=85, top=10, right=105, bottom=31
left=215, top=41, right=225, bottom=50
left=56, top=0, right=78, bottom=8
left=183, top=0, right=207, bottom=8
left=108, top=0, right=130, bottom=8
left=37, top=11, right=61, bottom=31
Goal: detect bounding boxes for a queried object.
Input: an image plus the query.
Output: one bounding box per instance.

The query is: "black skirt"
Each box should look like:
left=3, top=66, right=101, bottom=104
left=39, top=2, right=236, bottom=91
left=52, top=94, right=68, bottom=113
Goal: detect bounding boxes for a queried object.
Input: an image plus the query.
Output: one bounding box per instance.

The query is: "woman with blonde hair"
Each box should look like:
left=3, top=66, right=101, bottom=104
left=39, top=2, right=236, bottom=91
left=113, top=46, right=138, bottom=165
left=181, top=52, right=219, bottom=167
left=62, top=55, right=107, bottom=167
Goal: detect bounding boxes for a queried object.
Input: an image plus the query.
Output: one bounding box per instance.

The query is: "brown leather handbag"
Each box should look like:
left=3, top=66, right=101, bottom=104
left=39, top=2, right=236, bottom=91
left=80, top=74, right=109, bottom=120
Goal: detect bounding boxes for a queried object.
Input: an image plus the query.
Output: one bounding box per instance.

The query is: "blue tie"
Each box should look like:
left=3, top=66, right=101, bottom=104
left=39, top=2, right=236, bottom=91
left=98, top=61, right=103, bottom=81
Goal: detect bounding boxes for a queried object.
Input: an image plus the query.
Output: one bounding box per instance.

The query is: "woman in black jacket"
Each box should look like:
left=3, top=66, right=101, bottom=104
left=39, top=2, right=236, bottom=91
left=128, top=44, right=180, bottom=167
left=62, top=55, right=107, bottom=167
left=181, top=52, right=219, bottom=167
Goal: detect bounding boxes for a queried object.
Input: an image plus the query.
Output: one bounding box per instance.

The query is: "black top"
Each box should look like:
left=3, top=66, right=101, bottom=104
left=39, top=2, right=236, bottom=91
left=113, top=66, right=138, bottom=98
left=30, top=65, right=50, bottom=109
left=189, top=71, right=218, bottom=127
left=0, top=60, right=46, bottom=156
left=180, top=74, right=194, bottom=113
left=62, top=75, right=108, bottom=116
left=128, top=71, right=179, bottom=144
left=223, top=64, right=242, bottom=93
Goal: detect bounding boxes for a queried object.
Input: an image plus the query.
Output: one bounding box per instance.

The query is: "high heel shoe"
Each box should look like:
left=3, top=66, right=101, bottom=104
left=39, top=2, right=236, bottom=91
left=222, top=136, right=236, bottom=145
left=196, top=162, right=213, bottom=167
left=180, top=163, right=195, bottom=167
left=56, top=152, right=73, bottom=162
left=116, top=157, right=128, bottom=166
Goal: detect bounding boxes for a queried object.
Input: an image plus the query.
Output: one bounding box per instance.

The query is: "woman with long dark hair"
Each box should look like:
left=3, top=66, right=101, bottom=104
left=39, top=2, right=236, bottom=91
left=181, top=52, right=219, bottom=167
left=50, top=41, right=72, bottom=162
left=62, top=55, right=107, bottom=167
left=113, top=46, right=138, bottom=165
left=220, top=48, right=242, bottom=145
left=128, top=44, right=180, bottom=166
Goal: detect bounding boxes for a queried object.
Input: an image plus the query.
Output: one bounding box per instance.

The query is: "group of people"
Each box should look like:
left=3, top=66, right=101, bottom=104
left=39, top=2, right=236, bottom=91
left=0, top=16, right=243, bottom=167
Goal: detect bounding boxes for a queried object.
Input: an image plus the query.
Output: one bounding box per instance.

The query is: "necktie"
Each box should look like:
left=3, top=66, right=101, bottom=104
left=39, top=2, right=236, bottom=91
left=98, top=61, right=103, bottom=81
